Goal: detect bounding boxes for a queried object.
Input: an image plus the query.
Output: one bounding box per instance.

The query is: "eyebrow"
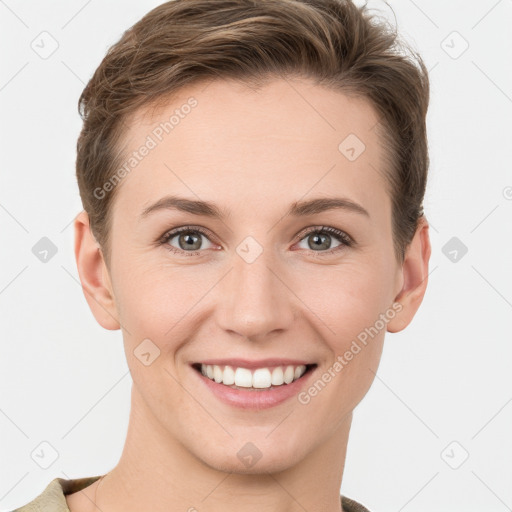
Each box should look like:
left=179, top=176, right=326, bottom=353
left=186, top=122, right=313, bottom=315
left=139, top=195, right=370, bottom=221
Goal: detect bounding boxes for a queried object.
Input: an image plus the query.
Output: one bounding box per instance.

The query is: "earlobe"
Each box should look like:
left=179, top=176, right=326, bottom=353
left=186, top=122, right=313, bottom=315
left=74, top=210, right=121, bottom=330
left=387, top=216, right=431, bottom=333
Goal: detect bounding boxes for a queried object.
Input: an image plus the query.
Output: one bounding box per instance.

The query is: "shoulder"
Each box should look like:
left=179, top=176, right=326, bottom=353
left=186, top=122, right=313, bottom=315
left=341, top=494, right=373, bottom=512
left=12, top=476, right=102, bottom=512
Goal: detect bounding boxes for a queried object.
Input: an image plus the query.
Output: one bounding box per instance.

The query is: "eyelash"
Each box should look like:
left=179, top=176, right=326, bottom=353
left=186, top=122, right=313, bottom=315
left=158, top=225, right=354, bottom=257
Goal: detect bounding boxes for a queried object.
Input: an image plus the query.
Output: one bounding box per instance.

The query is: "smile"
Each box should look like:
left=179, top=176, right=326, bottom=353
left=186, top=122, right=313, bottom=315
left=193, top=363, right=316, bottom=390
left=191, top=362, right=318, bottom=409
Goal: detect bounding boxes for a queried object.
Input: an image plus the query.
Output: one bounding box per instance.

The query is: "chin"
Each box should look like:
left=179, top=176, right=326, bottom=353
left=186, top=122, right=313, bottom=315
left=205, top=452, right=298, bottom=475
left=194, top=435, right=307, bottom=475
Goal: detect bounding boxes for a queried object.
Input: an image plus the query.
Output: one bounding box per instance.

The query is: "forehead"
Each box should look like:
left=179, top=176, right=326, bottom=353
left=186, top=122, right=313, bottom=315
left=113, top=77, right=389, bottom=220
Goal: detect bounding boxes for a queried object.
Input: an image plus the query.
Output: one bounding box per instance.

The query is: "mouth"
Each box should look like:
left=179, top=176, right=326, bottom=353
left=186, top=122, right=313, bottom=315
left=191, top=362, right=318, bottom=391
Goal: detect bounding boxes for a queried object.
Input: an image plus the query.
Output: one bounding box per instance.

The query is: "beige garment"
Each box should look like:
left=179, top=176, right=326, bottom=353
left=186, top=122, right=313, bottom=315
left=12, top=476, right=372, bottom=512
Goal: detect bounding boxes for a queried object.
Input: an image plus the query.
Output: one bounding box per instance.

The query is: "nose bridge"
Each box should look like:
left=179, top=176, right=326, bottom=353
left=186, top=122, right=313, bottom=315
left=218, top=235, right=293, bottom=338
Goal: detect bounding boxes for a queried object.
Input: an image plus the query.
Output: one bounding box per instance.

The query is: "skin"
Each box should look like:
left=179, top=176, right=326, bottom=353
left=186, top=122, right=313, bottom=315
left=69, top=77, right=431, bottom=512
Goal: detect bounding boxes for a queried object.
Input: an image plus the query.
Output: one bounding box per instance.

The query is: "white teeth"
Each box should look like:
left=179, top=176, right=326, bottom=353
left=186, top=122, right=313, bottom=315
left=283, top=365, right=295, bottom=384
left=234, top=367, right=253, bottom=387
left=213, top=365, right=223, bottom=383
left=252, top=368, right=272, bottom=388
left=271, top=366, right=284, bottom=385
left=199, top=363, right=308, bottom=389
left=222, top=365, right=235, bottom=385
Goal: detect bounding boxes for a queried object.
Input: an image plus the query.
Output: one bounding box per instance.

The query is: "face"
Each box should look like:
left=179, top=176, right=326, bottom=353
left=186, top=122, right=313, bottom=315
left=97, top=77, right=405, bottom=473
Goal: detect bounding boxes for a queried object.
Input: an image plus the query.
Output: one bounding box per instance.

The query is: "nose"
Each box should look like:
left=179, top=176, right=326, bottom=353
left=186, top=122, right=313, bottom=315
left=215, top=243, right=296, bottom=341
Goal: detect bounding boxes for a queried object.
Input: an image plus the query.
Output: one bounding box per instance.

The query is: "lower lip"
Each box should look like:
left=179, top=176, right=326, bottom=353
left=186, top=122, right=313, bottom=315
left=192, top=365, right=317, bottom=410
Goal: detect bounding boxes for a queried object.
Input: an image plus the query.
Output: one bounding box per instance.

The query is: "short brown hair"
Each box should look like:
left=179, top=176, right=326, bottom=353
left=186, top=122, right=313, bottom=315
left=76, top=0, right=430, bottom=266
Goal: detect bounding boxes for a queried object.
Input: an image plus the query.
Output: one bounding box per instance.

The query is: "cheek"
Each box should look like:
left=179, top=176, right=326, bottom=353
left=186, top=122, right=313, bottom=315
left=316, top=261, right=391, bottom=408
left=298, top=268, right=388, bottom=424
left=297, top=258, right=391, bottom=341
left=112, top=263, right=221, bottom=385
left=299, top=260, right=390, bottom=395
left=112, top=258, right=198, bottom=334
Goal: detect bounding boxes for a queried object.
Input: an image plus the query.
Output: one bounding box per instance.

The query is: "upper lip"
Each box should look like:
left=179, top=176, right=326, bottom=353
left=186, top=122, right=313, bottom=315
left=193, top=358, right=316, bottom=370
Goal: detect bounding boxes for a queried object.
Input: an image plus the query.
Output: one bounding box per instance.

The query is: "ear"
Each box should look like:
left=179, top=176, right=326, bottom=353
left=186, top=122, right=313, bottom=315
left=387, top=216, right=431, bottom=333
left=74, top=210, right=120, bottom=330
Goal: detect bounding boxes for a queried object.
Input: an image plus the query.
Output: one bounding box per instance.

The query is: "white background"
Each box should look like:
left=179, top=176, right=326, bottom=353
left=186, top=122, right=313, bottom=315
left=1, top=1, right=511, bottom=511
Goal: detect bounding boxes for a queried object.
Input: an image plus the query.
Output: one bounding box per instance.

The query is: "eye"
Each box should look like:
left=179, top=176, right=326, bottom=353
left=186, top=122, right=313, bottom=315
left=159, top=225, right=354, bottom=257
left=294, top=226, right=353, bottom=256
left=160, top=226, right=216, bottom=256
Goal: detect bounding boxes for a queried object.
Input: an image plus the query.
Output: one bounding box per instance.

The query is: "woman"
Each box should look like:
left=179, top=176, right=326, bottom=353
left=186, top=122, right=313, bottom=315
left=13, top=0, right=431, bottom=510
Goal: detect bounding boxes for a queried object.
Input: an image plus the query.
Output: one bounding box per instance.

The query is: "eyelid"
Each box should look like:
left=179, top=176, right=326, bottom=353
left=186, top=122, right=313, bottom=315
left=293, top=225, right=354, bottom=246
left=159, top=225, right=215, bottom=243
